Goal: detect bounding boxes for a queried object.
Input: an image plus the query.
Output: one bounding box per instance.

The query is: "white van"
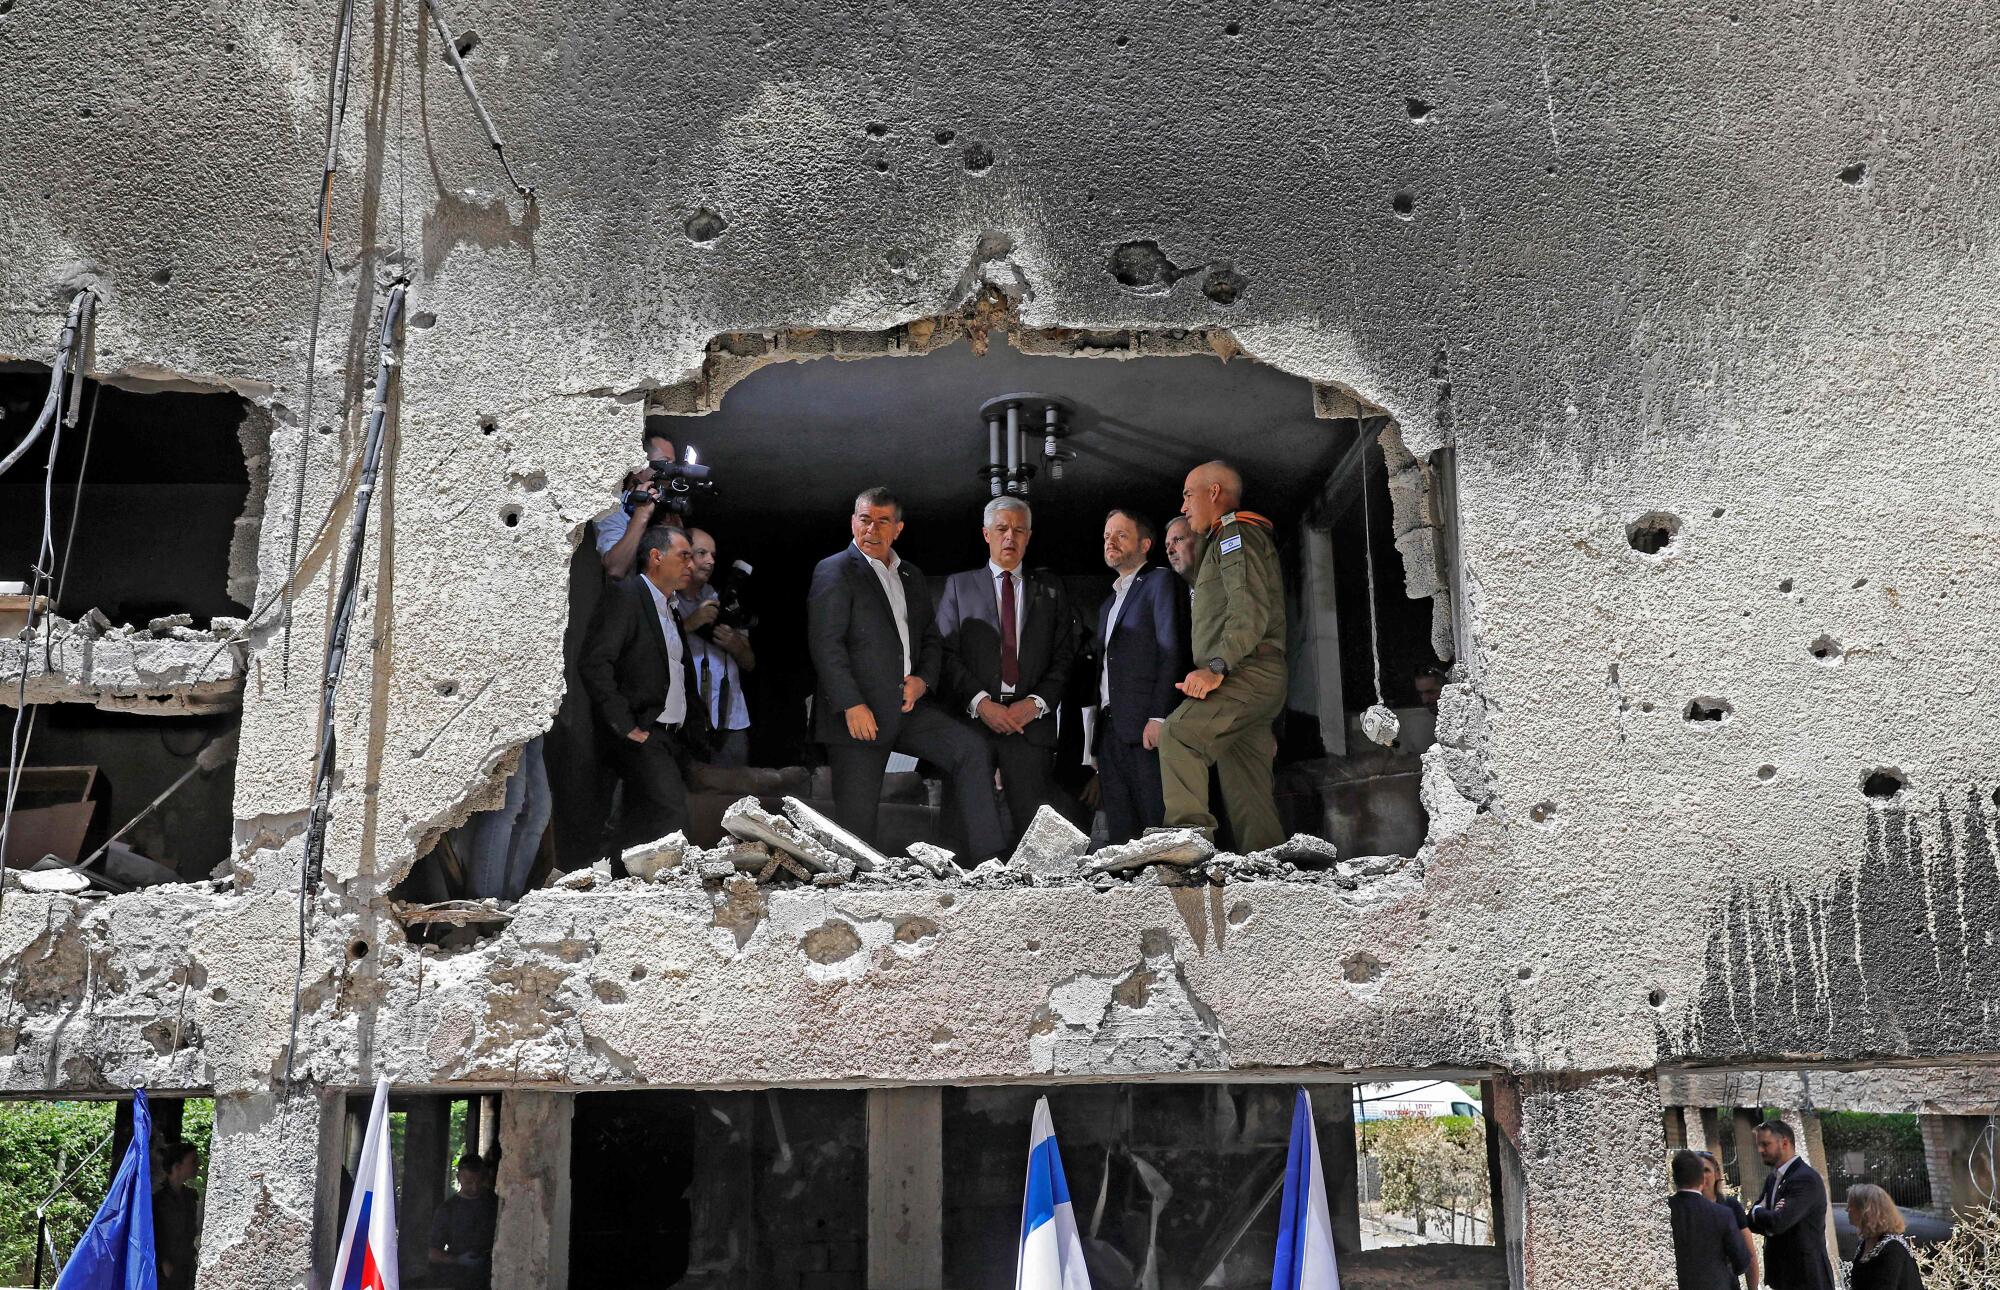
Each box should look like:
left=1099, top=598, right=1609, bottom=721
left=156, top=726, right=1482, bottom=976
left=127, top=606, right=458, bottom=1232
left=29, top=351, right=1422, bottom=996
left=1354, top=1080, right=1482, bottom=1121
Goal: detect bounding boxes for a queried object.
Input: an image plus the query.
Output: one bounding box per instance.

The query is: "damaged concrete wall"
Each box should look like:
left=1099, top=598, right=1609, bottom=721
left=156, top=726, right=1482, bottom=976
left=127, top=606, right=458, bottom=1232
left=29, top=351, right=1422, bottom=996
left=2, top=1, right=1998, bottom=1286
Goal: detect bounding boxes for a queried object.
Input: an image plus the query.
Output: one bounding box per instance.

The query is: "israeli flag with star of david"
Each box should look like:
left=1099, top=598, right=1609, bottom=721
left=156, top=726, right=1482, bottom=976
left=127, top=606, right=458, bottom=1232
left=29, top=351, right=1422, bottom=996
left=1015, top=1096, right=1093, bottom=1290
left=1271, top=1087, right=1341, bottom=1290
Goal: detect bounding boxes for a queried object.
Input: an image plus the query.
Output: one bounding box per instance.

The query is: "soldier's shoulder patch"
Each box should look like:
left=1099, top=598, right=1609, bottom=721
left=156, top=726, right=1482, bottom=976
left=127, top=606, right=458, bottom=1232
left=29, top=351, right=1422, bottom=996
left=1219, top=533, right=1242, bottom=554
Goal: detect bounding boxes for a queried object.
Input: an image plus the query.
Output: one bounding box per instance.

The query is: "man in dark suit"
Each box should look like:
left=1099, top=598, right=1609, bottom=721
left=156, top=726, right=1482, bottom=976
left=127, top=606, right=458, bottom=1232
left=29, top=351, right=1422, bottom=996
left=808, top=487, right=1006, bottom=863
left=1748, top=1118, right=1837, bottom=1290
left=1670, top=1149, right=1751, bottom=1290
left=935, top=497, right=1078, bottom=843
left=580, top=524, right=707, bottom=853
left=1091, top=508, right=1191, bottom=845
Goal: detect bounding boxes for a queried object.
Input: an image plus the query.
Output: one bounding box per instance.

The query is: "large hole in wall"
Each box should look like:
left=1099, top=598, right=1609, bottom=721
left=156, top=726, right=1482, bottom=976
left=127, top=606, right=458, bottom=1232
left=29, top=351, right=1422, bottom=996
left=0, top=369, right=267, bottom=625
left=560, top=1080, right=1500, bottom=1290
left=405, top=314, right=1459, bottom=900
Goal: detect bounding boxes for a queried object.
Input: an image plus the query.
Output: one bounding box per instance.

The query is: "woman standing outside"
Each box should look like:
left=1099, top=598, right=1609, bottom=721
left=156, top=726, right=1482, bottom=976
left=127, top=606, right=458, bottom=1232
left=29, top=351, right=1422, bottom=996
left=1699, top=1150, right=1762, bottom=1290
left=1846, top=1183, right=1924, bottom=1290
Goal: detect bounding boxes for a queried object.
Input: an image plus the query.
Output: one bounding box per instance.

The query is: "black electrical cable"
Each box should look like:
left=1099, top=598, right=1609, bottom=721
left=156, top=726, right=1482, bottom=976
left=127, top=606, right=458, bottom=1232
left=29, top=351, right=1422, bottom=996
left=283, top=279, right=408, bottom=1092
left=280, top=0, right=361, bottom=686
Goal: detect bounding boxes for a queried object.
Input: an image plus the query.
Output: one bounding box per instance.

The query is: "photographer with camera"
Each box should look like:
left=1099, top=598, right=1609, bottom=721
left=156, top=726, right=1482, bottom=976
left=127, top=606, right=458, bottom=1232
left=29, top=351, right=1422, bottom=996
left=675, top=527, right=758, bottom=767
left=596, top=429, right=718, bottom=577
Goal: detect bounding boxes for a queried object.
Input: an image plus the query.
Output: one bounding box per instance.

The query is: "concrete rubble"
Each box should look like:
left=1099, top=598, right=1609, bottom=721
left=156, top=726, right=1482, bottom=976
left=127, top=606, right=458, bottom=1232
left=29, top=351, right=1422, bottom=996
left=0, top=610, right=247, bottom=712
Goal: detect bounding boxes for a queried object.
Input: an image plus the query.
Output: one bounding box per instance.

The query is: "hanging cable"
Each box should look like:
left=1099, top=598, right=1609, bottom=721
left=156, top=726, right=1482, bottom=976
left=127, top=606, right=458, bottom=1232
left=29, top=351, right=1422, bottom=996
left=280, top=0, right=361, bottom=685
left=284, top=279, right=408, bottom=1090
left=421, top=0, right=536, bottom=198
left=0, top=291, right=94, bottom=916
left=1354, top=422, right=1400, bottom=746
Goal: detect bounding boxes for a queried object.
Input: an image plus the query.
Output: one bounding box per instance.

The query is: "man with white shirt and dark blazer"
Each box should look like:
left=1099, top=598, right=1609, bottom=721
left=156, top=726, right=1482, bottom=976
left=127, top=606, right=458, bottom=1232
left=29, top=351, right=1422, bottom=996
left=1092, top=508, right=1192, bottom=845
left=808, top=486, right=1007, bottom=863
left=1747, top=1118, right=1837, bottom=1290
left=935, top=497, right=1078, bottom=843
left=579, top=524, right=708, bottom=854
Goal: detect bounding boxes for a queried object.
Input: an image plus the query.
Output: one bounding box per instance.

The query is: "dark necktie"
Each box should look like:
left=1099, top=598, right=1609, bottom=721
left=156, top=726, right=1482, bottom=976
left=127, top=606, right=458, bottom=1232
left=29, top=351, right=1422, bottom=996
left=999, top=572, right=1019, bottom=690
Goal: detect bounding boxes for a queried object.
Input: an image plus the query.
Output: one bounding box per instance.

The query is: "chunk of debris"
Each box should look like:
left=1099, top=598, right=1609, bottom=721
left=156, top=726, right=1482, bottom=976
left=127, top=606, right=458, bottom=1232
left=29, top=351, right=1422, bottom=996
left=1086, top=828, right=1215, bottom=875
left=1360, top=703, right=1400, bottom=747
left=16, top=866, right=91, bottom=894
left=961, top=857, right=1031, bottom=888
left=721, top=796, right=839, bottom=873
left=146, top=613, right=194, bottom=634
left=1008, top=806, right=1089, bottom=882
left=620, top=831, right=688, bottom=881
left=551, top=860, right=612, bottom=890
left=901, top=841, right=959, bottom=878
left=782, top=797, right=888, bottom=871
left=1247, top=834, right=1341, bottom=868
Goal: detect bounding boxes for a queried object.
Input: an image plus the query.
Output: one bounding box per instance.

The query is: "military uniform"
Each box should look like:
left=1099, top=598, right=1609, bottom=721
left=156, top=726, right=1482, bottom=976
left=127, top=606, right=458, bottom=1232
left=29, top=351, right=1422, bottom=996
left=1160, top=510, right=1287, bottom=850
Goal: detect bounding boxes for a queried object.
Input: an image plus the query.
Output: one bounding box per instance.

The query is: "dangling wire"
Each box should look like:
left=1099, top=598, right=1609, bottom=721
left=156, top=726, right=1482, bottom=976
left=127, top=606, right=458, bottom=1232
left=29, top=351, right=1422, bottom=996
left=0, top=291, right=93, bottom=917
left=284, top=279, right=409, bottom=1092
left=422, top=0, right=536, bottom=198
left=281, top=0, right=361, bottom=685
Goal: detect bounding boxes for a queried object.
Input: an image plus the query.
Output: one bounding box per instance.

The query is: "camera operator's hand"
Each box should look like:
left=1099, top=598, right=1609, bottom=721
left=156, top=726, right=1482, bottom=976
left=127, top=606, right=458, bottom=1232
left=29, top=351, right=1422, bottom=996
left=711, top=624, right=754, bottom=669
left=682, top=601, right=720, bottom=632
left=844, top=704, right=878, bottom=741
left=976, top=697, right=1016, bottom=736
left=626, top=727, right=650, bottom=744
left=900, top=675, right=926, bottom=713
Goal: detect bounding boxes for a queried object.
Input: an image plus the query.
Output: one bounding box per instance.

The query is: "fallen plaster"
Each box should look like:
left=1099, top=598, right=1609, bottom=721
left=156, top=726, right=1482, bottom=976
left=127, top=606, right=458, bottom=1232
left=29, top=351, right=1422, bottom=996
left=0, top=611, right=247, bottom=713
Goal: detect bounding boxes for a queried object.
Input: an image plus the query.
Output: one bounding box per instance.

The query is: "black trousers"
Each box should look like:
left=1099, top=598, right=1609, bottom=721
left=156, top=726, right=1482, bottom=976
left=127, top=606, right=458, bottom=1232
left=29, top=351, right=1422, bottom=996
left=976, top=727, right=1056, bottom=842
left=609, top=728, right=690, bottom=853
left=1097, top=712, right=1165, bottom=846
left=827, top=703, right=1006, bottom=863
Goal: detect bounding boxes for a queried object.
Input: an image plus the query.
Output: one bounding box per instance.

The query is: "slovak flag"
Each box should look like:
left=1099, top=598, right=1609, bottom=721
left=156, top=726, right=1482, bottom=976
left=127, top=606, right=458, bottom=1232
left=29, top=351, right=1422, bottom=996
left=1271, top=1088, right=1341, bottom=1290
left=329, top=1077, right=400, bottom=1290
left=1015, top=1097, right=1092, bottom=1290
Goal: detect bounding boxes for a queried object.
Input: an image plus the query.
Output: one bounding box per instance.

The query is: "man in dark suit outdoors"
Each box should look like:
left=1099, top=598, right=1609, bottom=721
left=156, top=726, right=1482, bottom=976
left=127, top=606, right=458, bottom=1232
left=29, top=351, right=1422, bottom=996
left=1747, top=1118, right=1837, bottom=1290
left=1091, top=508, right=1191, bottom=845
left=1670, top=1149, right=1752, bottom=1290
left=809, top=486, right=1007, bottom=863
left=935, top=497, right=1078, bottom=844
left=580, top=524, right=707, bottom=854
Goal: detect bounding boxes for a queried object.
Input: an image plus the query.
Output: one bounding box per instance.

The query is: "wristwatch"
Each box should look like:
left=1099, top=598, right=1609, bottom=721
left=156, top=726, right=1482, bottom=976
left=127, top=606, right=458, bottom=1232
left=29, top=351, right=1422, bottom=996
left=1207, top=657, right=1229, bottom=676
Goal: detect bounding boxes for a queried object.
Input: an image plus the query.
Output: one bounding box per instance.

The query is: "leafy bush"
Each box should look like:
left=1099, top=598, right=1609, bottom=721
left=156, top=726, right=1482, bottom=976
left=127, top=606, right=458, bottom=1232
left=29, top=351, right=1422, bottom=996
left=1365, top=1115, right=1490, bottom=1238
left=0, top=1100, right=116, bottom=1285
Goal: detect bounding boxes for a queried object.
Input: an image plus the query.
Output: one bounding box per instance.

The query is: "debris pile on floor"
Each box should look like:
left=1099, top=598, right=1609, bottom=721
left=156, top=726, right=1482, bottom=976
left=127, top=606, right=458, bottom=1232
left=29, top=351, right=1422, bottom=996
left=535, top=797, right=1411, bottom=896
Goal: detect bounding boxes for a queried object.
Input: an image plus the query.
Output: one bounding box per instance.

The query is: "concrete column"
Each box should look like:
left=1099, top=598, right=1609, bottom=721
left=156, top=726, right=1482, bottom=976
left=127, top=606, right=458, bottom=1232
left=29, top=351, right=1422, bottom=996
left=194, top=1088, right=328, bottom=1290
left=1792, top=1110, right=1843, bottom=1272
left=1312, top=1083, right=1362, bottom=1255
left=867, top=1087, right=943, bottom=1290
left=1732, top=1109, right=1768, bottom=1199
left=1492, top=1071, right=1676, bottom=1290
left=1662, top=1108, right=1686, bottom=1151
left=1680, top=1106, right=1711, bottom=1156
left=491, top=1090, right=574, bottom=1290
left=398, top=1097, right=450, bottom=1277
left=1918, top=1115, right=1956, bottom=1212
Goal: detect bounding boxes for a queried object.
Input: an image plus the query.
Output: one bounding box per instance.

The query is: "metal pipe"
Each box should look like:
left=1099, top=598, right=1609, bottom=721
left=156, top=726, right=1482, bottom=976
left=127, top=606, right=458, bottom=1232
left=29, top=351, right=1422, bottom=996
left=0, top=292, right=91, bottom=481
left=421, top=0, right=535, bottom=196
left=1044, top=405, right=1062, bottom=478
left=1004, top=404, right=1020, bottom=492
left=986, top=415, right=1003, bottom=497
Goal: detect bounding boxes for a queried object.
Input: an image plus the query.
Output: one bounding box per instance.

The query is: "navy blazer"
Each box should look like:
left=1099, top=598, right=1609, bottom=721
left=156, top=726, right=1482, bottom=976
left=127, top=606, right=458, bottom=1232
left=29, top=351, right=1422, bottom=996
left=578, top=575, right=707, bottom=745
left=1096, top=565, right=1192, bottom=747
left=1669, top=1191, right=1750, bottom=1290
left=935, top=566, right=1077, bottom=748
left=1748, top=1159, right=1837, bottom=1290
left=808, top=543, right=943, bottom=747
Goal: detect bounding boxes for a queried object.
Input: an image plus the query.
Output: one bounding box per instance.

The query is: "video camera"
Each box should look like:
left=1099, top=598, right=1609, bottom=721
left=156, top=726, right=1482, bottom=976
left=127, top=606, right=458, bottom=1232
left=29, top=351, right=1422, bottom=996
left=624, top=450, right=715, bottom=522
left=695, top=559, right=759, bottom=640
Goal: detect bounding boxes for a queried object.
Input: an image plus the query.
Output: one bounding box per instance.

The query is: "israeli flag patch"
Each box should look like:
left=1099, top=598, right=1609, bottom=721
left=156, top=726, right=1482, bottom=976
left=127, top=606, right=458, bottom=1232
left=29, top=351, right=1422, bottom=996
left=1220, top=533, right=1242, bottom=554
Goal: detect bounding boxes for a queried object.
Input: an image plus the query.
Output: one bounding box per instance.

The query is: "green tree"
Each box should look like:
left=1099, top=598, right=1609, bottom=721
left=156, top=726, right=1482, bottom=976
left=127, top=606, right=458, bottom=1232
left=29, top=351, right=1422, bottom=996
left=0, top=1100, right=117, bottom=1285
left=1369, top=1115, right=1491, bottom=1241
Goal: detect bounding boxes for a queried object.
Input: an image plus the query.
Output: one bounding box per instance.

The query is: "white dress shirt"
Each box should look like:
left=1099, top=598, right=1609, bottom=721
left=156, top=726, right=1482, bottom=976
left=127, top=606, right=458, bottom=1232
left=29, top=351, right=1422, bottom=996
left=1099, top=567, right=1140, bottom=711
left=855, top=541, right=911, bottom=675
left=642, top=576, right=688, bottom=728
left=968, top=561, right=1047, bottom=718
left=675, top=585, right=750, bottom=731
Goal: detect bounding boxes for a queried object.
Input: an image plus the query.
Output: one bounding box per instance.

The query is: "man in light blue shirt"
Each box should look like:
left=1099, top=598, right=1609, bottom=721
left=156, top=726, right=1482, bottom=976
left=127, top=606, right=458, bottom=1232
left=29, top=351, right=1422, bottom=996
left=595, top=428, right=678, bottom=577
left=674, top=527, right=756, bottom=766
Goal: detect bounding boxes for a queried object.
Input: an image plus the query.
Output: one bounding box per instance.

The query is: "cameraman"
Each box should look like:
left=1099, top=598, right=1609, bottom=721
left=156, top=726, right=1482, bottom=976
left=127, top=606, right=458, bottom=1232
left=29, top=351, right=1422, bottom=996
left=597, top=428, right=679, bottom=578
left=675, top=527, right=757, bottom=767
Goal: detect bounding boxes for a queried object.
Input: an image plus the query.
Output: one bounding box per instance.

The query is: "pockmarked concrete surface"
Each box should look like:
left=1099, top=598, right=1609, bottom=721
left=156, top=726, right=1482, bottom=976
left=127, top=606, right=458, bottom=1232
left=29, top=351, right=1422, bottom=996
left=2, top=3, right=1997, bottom=1287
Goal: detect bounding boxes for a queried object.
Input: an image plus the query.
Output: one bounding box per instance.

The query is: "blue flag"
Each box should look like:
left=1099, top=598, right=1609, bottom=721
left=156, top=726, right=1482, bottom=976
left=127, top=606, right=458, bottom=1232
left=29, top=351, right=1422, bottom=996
left=55, top=1088, right=156, bottom=1290
left=1271, top=1088, right=1340, bottom=1290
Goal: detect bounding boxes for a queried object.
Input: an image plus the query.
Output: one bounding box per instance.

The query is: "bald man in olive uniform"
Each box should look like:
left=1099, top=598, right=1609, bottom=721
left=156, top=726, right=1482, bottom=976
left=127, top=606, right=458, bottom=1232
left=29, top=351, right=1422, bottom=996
left=1158, top=460, right=1288, bottom=851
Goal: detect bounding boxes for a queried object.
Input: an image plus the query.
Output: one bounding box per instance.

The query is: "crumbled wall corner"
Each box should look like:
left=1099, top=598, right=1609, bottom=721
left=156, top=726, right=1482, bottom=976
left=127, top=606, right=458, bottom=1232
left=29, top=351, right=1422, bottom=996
left=0, top=612, right=246, bottom=712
